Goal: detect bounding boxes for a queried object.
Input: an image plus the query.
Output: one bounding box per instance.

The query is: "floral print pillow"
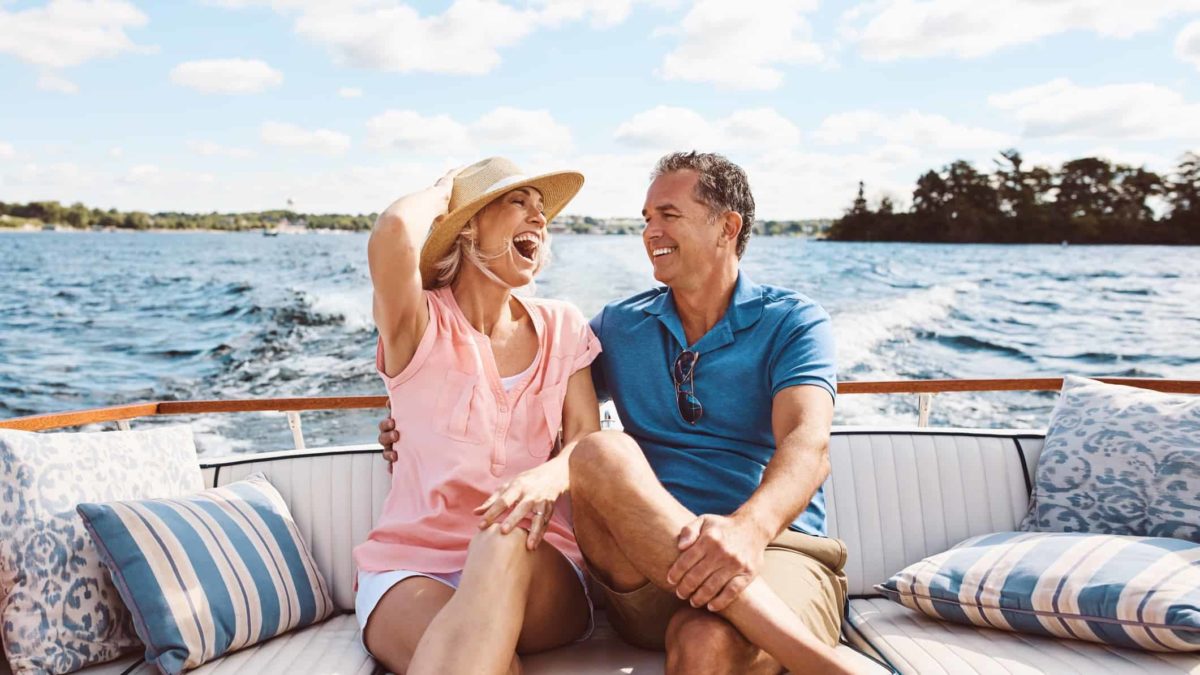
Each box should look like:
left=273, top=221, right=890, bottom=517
left=0, top=426, right=204, bottom=674
left=1021, top=376, right=1200, bottom=543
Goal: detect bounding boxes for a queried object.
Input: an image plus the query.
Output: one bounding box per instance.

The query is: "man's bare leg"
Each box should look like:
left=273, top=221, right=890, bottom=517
left=569, top=431, right=851, bottom=675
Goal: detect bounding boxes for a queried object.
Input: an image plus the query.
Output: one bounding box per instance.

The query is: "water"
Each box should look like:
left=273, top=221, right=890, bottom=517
left=2, top=231, right=1197, bottom=454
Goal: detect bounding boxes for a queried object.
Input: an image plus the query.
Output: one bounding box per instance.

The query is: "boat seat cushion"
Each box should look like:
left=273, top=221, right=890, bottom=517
left=847, top=598, right=1200, bottom=674
left=77, top=474, right=337, bottom=675
left=879, top=531, right=1200, bottom=652
left=1020, top=376, right=1200, bottom=542
left=0, top=426, right=204, bottom=675
left=40, top=612, right=890, bottom=675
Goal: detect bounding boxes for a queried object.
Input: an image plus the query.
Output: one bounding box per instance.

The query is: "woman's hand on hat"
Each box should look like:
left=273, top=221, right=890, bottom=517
left=434, top=165, right=466, bottom=190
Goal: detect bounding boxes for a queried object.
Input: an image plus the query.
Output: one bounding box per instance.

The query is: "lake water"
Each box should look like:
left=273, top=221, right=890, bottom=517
left=2, top=231, right=1197, bottom=454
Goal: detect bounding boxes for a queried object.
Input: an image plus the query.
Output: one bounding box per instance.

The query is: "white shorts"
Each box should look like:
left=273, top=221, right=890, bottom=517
left=355, top=558, right=595, bottom=654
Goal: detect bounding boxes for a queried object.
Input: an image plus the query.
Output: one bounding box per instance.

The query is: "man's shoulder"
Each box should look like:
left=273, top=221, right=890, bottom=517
left=597, top=286, right=668, bottom=321
left=757, top=283, right=831, bottom=326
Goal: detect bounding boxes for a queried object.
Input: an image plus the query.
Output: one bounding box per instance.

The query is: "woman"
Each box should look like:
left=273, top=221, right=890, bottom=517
left=353, top=157, right=601, bottom=675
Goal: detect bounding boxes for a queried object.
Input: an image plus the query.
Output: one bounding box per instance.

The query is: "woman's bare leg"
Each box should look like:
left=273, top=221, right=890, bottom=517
left=516, top=544, right=590, bottom=654
left=362, top=577, right=454, bottom=674
left=406, top=525, right=588, bottom=675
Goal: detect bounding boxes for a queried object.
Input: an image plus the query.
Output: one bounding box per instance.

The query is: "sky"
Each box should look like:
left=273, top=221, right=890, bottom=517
left=2, top=0, right=1200, bottom=219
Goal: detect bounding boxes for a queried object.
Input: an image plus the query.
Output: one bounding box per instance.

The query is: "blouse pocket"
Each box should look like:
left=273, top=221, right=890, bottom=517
left=436, top=369, right=485, bottom=443
left=528, top=385, right=566, bottom=458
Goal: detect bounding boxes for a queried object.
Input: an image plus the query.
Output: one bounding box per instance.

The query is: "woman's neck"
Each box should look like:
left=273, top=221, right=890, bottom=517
left=450, top=266, right=514, bottom=337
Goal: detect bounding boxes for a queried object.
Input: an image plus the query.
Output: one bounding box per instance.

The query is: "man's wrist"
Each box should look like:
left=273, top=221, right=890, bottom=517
left=732, top=506, right=778, bottom=545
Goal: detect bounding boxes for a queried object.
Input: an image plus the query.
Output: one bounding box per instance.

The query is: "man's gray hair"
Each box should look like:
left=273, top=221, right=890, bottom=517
left=652, top=151, right=755, bottom=258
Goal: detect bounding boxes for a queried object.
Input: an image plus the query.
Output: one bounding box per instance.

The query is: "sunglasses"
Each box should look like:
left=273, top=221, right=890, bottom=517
left=672, top=350, right=703, bottom=424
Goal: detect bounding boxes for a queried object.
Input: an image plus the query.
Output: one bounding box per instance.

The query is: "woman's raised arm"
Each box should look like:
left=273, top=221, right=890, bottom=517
left=369, top=167, right=461, bottom=377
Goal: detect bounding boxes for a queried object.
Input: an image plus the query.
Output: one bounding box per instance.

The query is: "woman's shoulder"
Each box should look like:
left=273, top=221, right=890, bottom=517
left=522, top=296, right=586, bottom=325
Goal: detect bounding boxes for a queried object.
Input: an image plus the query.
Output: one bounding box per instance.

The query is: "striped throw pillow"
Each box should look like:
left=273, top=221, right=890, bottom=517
left=76, top=473, right=336, bottom=674
left=878, top=531, right=1200, bottom=652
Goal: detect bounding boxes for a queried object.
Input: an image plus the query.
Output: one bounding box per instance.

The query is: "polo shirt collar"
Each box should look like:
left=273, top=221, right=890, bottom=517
left=643, top=271, right=765, bottom=353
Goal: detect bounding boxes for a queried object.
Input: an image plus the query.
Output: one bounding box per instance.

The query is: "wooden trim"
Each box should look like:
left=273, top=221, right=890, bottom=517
left=836, top=378, right=1200, bottom=395
left=2, top=379, right=1196, bottom=432
left=0, top=403, right=160, bottom=431
left=157, top=396, right=388, bottom=415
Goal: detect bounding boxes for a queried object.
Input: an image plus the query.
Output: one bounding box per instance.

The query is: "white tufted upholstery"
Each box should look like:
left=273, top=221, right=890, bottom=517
left=824, top=430, right=1043, bottom=595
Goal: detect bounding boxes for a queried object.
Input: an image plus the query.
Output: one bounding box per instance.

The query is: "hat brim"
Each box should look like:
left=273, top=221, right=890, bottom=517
left=419, top=170, right=584, bottom=288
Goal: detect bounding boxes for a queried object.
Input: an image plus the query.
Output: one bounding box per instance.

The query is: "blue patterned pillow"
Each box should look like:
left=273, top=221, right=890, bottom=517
left=1021, top=376, right=1200, bottom=542
left=0, top=426, right=204, bottom=675
left=878, top=531, right=1200, bottom=652
left=76, top=473, right=336, bottom=675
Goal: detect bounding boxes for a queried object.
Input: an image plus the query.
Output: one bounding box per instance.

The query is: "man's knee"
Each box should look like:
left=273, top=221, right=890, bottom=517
left=664, top=607, right=757, bottom=673
left=569, top=430, right=641, bottom=492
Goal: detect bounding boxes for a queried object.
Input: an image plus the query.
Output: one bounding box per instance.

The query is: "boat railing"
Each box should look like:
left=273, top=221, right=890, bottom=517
left=3, top=379, right=1198, bottom=448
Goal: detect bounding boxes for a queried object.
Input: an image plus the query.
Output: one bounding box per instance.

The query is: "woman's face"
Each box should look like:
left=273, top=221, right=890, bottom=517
left=472, top=187, right=548, bottom=287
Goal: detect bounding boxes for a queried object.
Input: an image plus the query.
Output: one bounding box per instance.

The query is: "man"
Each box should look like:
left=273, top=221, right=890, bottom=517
left=381, top=152, right=851, bottom=674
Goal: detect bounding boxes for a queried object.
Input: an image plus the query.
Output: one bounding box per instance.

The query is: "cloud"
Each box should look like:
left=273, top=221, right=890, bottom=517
left=0, top=142, right=14, bottom=159
left=814, top=110, right=1013, bottom=150
left=37, top=73, right=79, bottom=94
left=366, top=111, right=473, bottom=154
left=187, top=140, right=256, bottom=159
left=108, top=146, right=123, bottom=158
left=289, top=1, right=538, bottom=75
left=365, top=107, right=573, bottom=156
left=217, top=0, right=654, bottom=75
left=844, top=0, right=1200, bottom=60
left=471, top=107, right=574, bottom=154
left=0, top=0, right=151, bottom=69
left=170, top=58, right=283, bottom=94
left=988, top=78, right=1200, bottom=141
left=260, top=121, right=351, bottom=155
left=529, top=0, right=641, bottom=28
left=613, top=105, right=801, bottom=152
left=658, top=0, right=823, bottom=90
left=337, top=86, right=362, bottom=98
left=1178, top=20, right=1200, bottom=70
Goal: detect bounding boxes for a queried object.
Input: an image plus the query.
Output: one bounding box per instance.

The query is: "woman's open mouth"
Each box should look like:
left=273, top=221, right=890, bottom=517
left=513, top=232, right=540, bottom=263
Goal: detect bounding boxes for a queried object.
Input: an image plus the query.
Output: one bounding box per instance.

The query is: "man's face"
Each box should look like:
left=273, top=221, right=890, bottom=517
left=641, top=170, right=725, bottom=290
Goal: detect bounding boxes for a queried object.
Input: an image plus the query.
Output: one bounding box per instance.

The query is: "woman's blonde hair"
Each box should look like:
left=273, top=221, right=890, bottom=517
left=431, top=207, right=551, bottom=290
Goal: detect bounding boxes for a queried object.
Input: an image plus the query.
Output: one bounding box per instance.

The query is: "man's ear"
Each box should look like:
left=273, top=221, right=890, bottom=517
left=720, top=211, right=743, bottom=248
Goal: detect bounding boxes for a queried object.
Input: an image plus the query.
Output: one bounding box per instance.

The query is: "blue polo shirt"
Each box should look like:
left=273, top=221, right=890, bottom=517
left=589, top=272, right=836, bottom=536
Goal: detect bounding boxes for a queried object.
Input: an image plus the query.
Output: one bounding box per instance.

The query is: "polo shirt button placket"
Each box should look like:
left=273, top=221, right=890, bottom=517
left=493, top=396, right=509, bottom=476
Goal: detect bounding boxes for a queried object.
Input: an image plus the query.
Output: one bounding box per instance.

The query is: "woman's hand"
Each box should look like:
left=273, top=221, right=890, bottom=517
left=431, top=165, right=465, bottom=211
left=474, top=459, right=568, bottom=550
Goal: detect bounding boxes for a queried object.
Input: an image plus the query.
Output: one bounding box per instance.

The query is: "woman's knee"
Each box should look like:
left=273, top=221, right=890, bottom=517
left=467, top=524, right=531, bottom=568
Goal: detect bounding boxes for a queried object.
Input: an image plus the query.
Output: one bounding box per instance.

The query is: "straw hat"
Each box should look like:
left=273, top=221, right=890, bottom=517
left=419, top=157, right=584, bottom=288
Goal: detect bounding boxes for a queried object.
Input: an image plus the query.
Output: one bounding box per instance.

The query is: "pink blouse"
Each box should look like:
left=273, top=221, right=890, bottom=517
left=353, top=286, right=602, bottom=574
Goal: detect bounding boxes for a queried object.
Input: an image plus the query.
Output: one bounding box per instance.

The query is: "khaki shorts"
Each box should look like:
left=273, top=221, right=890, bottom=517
left=590, top=531, right=848, bottom=651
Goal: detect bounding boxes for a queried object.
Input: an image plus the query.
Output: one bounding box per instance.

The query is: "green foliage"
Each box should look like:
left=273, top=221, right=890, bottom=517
left=829, top=150, right=1196, bottom=244
left=0, top=202, right=377, bottom=232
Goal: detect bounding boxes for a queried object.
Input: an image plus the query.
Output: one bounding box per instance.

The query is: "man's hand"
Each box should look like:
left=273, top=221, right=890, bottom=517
left=666, top=514, right=769, bottom=612
left=378, top=416, right=399, bottom=473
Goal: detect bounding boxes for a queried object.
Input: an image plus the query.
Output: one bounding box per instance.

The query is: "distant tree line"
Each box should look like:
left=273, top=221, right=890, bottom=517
left=0, top=201, right=377, bottom=232
left=828, top=150, right=1200, bottom=244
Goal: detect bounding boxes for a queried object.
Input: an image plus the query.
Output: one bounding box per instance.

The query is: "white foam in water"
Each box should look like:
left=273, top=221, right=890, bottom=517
left=188, top=415, right=253, bottom=456
left=830, top=282, right=976, bottom=426
left=302, top=286, right=374, bottom=331
left=832, top=281, right=975, bottom=372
